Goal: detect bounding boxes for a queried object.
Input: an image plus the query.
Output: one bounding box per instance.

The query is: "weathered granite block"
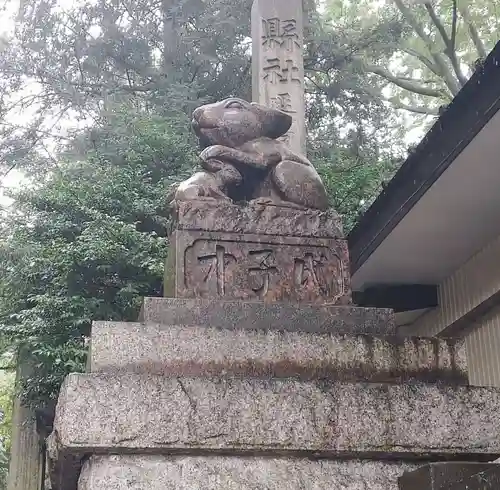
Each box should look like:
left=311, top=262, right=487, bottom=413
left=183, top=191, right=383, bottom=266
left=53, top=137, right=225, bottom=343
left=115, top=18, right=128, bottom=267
left=89, top=321, right=468, bottom=384
left=164, top=202, right=351, bottom=305
left=139, top=297, right=395, bottom=335
left=79, top=455, right=419, bottom=490
left=51, top=374, right=500, bottom=458
left=399, top=463, right=500, bottom=490
left=172, top=201, right=344, bottom=238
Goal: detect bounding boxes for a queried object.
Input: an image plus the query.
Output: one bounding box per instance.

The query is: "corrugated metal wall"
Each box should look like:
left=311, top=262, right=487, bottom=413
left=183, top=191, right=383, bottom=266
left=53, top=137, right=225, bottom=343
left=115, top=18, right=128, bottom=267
left=412, top=234, right=500, bottom=386
left=413, top=233, right=500, bottom=337
left=465, top=306, right=500, bottom=387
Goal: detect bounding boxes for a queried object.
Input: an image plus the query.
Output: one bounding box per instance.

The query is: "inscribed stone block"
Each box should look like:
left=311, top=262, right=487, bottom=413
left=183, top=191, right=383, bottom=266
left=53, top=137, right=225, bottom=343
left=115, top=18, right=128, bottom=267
left=165, top=230, right=350, bottom=304
left=251, top=0, right=306, bottom=154
left=164, top=202, right=351, bottom=305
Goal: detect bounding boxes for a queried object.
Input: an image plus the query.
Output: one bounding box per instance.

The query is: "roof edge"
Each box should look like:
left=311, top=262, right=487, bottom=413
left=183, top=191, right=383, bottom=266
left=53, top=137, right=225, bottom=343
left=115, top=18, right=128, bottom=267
left=348, top=41, right=500, bottom=275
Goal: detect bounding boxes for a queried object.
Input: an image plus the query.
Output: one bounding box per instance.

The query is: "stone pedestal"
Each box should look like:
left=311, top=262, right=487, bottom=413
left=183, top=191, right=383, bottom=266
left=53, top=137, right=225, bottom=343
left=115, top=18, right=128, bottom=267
left=139, top=297, right=395, bottom=335
left=164, top=202, right=351, bottom=304
left=79, top=456, right=420, bottom=490
left=88, top=318, right=467, bottom=383
left=47, top=202, right=500, bottom=490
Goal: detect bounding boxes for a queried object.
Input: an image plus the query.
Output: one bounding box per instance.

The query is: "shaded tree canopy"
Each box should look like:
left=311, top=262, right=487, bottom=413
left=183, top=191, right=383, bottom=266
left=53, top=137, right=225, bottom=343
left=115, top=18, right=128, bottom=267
left=0, top=104, right=195, bottom=406
left=0, top=0, right=406, bottom=176
left=321, top=0, right=500, bottom=116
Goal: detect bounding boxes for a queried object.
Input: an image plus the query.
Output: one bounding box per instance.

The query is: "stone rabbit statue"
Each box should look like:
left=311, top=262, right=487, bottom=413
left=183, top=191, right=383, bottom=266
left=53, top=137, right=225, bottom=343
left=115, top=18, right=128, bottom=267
left=171, top=98, right=328, bottom=211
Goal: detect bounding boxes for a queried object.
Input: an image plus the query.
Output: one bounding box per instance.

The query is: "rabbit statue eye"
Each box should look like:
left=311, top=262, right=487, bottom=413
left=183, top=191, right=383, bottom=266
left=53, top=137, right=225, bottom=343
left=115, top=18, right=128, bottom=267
left=225, top=100, right=244, bottom=109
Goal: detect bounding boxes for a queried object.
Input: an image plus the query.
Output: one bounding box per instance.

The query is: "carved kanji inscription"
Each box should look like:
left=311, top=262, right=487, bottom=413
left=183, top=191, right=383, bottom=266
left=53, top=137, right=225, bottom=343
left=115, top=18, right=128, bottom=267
left=180, top=232, right=349, bottom=304
left=252, top=0, right=306, bottom=155
left=248, top=249, right=278, bottom=297
left=261, top=17, right=300, bottom=51
left=263, top=58, right=301, bottom=85
left=294, top=252, right=330, bottom=296
left=270, top=92, right=296, bottom=113
left=196, top=245, right=236, bottom=296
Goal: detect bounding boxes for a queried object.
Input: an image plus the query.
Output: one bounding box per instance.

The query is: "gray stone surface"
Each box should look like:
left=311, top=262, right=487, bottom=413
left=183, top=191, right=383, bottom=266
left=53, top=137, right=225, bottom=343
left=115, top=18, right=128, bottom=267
left=89, top=321, right=468, bottom=384
left=52, top=374, right=500, bottom=457
left=252, top=0, right=305, bottom=154
left=399, top=463, right=500, bottom=490
left=139, top=297, right=396, bottom=335
left=448, top=467, right=500, bottom=490
left=78, top=455, right=419, bottom=490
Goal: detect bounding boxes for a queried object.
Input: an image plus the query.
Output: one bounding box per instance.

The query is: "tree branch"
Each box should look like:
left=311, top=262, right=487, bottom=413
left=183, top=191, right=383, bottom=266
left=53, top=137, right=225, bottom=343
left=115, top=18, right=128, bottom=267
left=360, top=83, right=439, bottom=116
left=450, top=0, right=458, bottom=59
left=458, top=5, right=487, bottom=59
left=394, top=76, right=440, bottom=84
left=389, top=99, right=439, bottom=116
left=400, top=46, right=441, bottom=77
left=393, top=0, right=461, bottom=95
left=1, top=162, right=18, bottom=182
left=364, top=64, right=445, bottom=98
left=424, top=2, right=467, bottom=86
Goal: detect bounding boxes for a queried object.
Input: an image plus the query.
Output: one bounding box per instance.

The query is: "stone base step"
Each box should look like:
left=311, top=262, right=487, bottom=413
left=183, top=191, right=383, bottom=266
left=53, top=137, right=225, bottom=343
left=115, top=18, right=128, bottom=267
left=139, top=297, right=395, bottom=335
left=51, top=374, right=500, bottom=459
left=89, top=321, right=468, bottom=384
left=78, top=455, right=419, bottom=490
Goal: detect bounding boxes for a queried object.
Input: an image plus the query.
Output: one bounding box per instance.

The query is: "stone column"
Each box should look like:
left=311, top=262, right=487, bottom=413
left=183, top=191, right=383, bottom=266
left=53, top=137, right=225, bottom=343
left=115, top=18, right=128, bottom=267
left=252, top=0, right=306, bottom=155
left=7, top=361, right=43, bottom=490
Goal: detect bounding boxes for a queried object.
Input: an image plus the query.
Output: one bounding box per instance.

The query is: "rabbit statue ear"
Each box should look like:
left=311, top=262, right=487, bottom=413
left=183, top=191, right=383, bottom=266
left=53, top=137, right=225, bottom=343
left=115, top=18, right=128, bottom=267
left=250, top=102, right=292, bottom=139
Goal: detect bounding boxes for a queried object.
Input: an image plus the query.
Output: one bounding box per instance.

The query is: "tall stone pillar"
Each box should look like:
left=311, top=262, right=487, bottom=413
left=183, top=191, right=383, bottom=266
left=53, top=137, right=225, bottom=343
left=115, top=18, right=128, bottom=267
left=252, top=0, right=306, bottom=155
